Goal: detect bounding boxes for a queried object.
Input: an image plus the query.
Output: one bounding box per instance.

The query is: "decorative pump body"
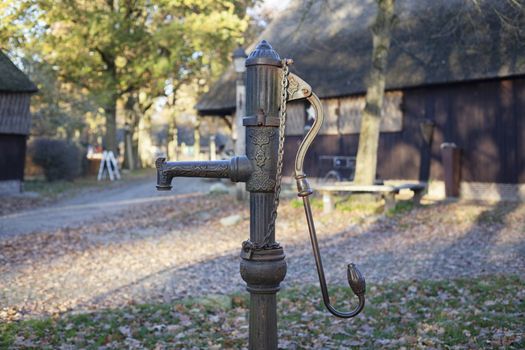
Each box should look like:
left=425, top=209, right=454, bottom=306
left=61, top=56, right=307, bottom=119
left=156, top=40, right=365, bottom=350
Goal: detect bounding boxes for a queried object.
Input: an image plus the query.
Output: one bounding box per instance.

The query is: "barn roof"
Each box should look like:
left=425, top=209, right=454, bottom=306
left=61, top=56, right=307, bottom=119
left=197, top=0, right=525, bottom=115
left=0, top=51, right=38, bottom=93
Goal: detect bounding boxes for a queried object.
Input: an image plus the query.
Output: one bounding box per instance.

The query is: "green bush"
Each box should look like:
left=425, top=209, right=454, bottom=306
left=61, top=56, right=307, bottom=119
left=386, top=200, right=414, bottom=217
left=29, top=138, right=81, bottom=181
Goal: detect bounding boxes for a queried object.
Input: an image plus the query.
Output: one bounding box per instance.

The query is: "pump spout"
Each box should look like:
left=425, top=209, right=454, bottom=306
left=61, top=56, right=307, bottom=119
left=155, top=156, right=252, bottom=191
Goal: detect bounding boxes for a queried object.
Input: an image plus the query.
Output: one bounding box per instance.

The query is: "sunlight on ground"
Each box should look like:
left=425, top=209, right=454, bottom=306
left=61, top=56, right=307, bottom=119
left=1, top=194, right=524, bottom=324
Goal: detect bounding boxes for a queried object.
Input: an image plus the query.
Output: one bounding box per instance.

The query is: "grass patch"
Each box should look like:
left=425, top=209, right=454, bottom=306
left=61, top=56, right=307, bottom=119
left=290, top=196, right=323, bottom=210
left=291, top=194, right=383, bottom=214
left=386, top=200, right=415, bottom=217
left=1, top=275, right=523, bottom=349
left=24, top=168, right=155, bottom=199
left=335, top=195, right=383, bottom=214
left=24, top=178, right=100, bottom=198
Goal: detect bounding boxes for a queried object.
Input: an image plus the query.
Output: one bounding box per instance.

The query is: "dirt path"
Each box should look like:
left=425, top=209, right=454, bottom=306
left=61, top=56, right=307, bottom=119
left=0, top=177, right=209, bottom=237
left=1, top=194, right=523, bottom=321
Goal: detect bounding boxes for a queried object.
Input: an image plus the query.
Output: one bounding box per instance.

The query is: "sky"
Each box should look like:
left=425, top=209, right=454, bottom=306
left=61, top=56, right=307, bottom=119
left=249, top=0, right=292, bottom=26
left=260, top=0, right=291, bottom=11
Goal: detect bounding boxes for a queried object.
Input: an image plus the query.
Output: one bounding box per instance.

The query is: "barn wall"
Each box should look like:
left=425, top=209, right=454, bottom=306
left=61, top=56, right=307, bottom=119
left=425, top=78, right=521, bottom=183
left=515, top=79, right=525, bottom=183
left=0, top=134, right=27, bottom=181
left=283, top=77, right=524, bottom=184
left=0, top=93, right=32, bottom=134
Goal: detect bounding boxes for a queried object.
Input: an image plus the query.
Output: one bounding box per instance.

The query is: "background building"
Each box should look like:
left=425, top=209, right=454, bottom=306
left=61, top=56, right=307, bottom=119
left=0, top=51, right=38, bottom=194
left=196, top=0, right=525, bottom=200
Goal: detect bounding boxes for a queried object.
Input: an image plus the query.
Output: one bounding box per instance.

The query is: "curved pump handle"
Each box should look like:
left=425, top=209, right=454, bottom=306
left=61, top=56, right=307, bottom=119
left=288, top=73, right=366, bottom=318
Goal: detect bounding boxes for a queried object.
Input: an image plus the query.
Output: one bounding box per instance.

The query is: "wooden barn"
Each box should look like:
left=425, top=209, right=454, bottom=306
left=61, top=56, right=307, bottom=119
left=196, top=0, right=525, bottom=200
left=0, top=51, right=37, bottom=195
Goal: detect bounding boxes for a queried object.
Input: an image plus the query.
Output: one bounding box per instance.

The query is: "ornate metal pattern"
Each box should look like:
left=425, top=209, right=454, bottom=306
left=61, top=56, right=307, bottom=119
left=250, top=132, right=273, bottom=146
left=156, top=159, right=233, bottom=190
left=287, top=74, right=299, bottom=98
left=169, top=163, right=230, bottom=178
left=250, top=172, right=276, bottom=190
left=246, top=127, right=277, bottom=192
left=155, top=158, right=171, bottom=190
left=254, top=149, right=267, bottom=167
left=286, top=72, right=312, bottom=102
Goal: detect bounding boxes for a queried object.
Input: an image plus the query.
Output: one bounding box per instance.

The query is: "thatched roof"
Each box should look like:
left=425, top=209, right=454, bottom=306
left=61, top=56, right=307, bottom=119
left=197, top=0, right=525, bottom=115
left=0, top=51, right=37, bottom=93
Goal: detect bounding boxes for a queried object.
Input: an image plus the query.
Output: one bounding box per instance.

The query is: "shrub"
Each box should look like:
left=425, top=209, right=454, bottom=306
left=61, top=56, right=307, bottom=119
left=29, top=138, right=81, bottom=181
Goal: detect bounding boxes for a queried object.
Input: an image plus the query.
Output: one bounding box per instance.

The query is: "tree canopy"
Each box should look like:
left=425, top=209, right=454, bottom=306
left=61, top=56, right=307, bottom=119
left=1, top=0, right=254, bottom=152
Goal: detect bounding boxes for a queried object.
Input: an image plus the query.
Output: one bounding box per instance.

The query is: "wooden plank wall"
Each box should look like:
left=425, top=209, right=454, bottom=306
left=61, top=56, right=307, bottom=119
left=0, top=134, right=27, bottom=181
left=426, top=78, right=521, bottom=183
left=0, top=93, right=32, bottom=135
left=517, top=79, right=525, bottom=183
left=283, top=77, right=524, bottom=184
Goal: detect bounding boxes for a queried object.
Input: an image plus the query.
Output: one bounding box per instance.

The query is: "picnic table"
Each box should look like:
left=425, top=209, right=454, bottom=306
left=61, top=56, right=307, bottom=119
left=316, top=182, right=427, bottom=213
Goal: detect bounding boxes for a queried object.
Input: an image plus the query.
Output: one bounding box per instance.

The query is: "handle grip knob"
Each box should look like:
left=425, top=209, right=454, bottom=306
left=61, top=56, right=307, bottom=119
left=347, top=263, right=366, bottom=296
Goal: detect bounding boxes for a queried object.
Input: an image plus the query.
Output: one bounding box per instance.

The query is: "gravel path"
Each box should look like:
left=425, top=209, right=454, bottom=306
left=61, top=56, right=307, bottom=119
left=0, top=177, right=208, bottom=237
left=1, top=186, right=524, bottom=321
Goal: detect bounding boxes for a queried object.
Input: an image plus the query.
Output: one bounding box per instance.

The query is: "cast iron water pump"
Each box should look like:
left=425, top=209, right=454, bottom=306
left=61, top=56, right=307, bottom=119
left=156, top=40, right=365, bottom=349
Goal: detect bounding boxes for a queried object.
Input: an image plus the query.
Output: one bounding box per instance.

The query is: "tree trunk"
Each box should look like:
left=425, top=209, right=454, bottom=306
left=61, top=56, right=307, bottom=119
left=137, top=114, right=153, bottom=166
left=104, top=95, right=118, bottom=154
left=122, top=95, right=142, bottom=170
left=131, top=121, right=141, bottom=169
left=124, top=117, right=141, bottom=170
left=194, top=118, right=201, bottom=161
left=354, top=0, right=396, bottom=185
left=167, top=113, right=178, bottom=161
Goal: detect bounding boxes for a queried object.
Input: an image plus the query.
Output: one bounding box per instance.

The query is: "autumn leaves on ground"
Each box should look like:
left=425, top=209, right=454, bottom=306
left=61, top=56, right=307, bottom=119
left=1, top=179, right=524, bottom=349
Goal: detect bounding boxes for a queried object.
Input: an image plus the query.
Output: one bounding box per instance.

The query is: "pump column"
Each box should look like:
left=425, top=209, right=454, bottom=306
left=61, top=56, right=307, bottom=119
left=239, top=40, right=287, bottom=350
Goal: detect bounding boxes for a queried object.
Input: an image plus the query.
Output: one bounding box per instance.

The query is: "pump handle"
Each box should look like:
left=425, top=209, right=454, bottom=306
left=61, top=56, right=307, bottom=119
left=292, top=89, right=366, bottom=319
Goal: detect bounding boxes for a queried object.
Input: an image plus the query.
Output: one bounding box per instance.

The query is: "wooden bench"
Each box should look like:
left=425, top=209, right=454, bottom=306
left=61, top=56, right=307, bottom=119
left=316, top=183, right=426, bottom=213
left=393, top=183, right=426, bottom=204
